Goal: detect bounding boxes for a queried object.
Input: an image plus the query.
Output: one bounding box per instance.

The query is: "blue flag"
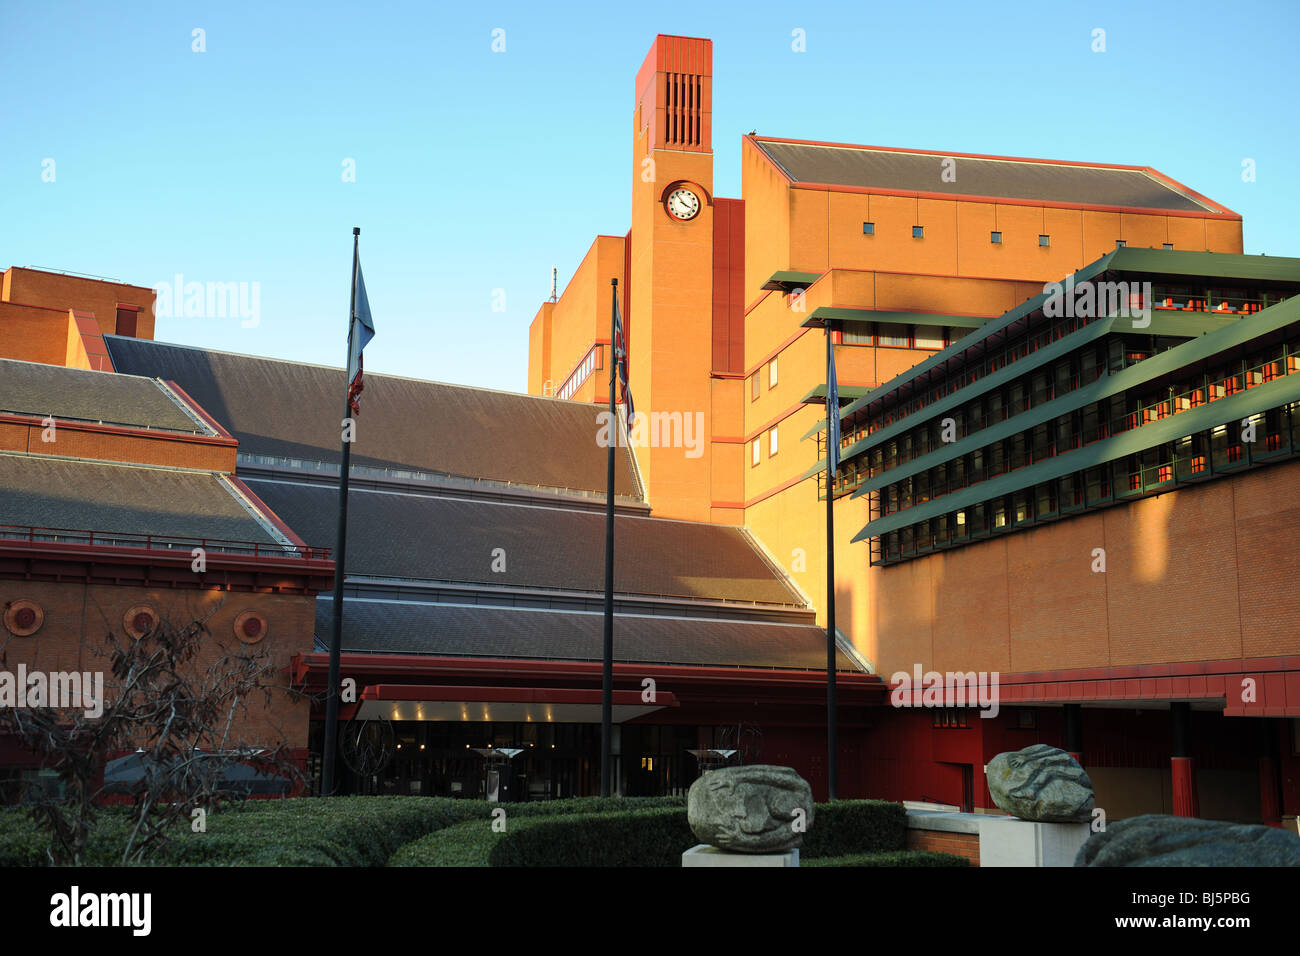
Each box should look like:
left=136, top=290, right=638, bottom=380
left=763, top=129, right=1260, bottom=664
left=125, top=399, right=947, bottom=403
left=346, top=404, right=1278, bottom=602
left=827, top=339, right=840, bottom=473
left=347, top=257, right=376, bottom=414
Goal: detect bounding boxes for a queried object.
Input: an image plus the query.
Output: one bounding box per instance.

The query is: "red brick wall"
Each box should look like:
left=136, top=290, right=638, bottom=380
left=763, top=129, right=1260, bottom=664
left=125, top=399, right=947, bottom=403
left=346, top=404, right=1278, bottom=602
left=3, top=267, right=155, bottom=339
left=0, top=581, right=315, bottom=750
left=0, top=418, right=236, bottom=472
left=906, top=826, right=980, bottom=865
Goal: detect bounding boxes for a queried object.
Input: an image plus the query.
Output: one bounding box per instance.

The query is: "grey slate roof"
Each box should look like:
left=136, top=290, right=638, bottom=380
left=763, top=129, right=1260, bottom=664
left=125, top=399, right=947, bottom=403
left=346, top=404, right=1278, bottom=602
left=0, top=358, right=201, bottom=433
left=104, top=337, right=641, bottom=497
left=246, top=477, right=802, bottom=605
left=319, top=598, right=854, bottom=670
left=752, top=138, right=1218, bottom=212
left=0, top=454, right=279, bottom=545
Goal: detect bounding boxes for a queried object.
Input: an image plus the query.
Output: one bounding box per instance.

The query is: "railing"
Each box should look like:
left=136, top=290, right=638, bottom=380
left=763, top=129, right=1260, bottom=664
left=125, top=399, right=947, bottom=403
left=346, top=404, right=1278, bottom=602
left=0, top=408, right=204, bottom=437
left=237, top=452, right=643, bottom=504
left=838, top=349, right=1300, bottom=516
left=0, top=524, right=330, bottom=561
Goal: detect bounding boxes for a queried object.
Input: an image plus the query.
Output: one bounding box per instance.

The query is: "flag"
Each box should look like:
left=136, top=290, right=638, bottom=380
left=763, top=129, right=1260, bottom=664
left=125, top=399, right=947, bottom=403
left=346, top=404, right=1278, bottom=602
left=346, top=257, right=375, bottom=415
left=613, top=293, right=634, bottom=422
left=827, top=338, right=840, bottom=472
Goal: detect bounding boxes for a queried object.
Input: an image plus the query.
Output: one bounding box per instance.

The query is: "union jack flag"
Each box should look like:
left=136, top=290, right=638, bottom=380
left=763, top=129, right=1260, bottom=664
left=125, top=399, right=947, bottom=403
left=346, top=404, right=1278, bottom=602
left=613, top=294, right=634, bottom=422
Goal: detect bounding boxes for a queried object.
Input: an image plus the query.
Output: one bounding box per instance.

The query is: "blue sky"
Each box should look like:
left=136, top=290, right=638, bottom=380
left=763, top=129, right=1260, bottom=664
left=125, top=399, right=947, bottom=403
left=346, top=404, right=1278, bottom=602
left=1, top=0, right=1295, bottom=392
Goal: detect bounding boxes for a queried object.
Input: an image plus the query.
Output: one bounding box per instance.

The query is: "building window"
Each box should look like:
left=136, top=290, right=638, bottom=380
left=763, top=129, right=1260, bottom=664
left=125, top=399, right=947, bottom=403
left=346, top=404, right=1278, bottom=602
left=115, top=306, right=139, bottom=337
left=751, top=372, right=760, bottom=401
left=1115, top=240, right=1126, bottom=248
left=1163, top=242, right=1174, bottom=250
left=990, top=231, right=1002, bottom=244
left=842, top=327, right=873, bottom=345
left=1038, top=235, right=1050, bottom=247
left=769, top=427, right=779, bottom=457
left=863, top=222, right=875, bottom=235
left=912, top=225, right=924, bottom=239
left=914, top=325, right=945, bottom=350
left=769, top=359, right=778, bottom=388
left=751, top=438, right=761, bottom=466
left=877, top=322, right=909, bottom=348
left=933, top=708, right=969, bottom=729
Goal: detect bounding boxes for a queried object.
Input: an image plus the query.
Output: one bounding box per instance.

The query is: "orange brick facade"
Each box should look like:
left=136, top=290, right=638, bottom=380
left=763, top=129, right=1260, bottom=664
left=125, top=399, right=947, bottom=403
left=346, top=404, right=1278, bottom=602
left=523, top=33, right=1300, bottom=823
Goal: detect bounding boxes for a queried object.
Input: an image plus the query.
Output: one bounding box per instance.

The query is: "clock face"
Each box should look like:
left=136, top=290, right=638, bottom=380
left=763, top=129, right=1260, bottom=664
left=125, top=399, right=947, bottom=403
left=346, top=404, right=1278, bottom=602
left=666, top=187, right=701, bottom=221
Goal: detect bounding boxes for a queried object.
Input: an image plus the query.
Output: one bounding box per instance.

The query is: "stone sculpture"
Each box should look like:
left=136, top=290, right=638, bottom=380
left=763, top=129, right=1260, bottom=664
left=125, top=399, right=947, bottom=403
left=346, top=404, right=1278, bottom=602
left=687, top=764, right=813, bottom=853
left=1077, top=814, right=1300, bottom=866
left=986, top=744, right=1095, bottom=823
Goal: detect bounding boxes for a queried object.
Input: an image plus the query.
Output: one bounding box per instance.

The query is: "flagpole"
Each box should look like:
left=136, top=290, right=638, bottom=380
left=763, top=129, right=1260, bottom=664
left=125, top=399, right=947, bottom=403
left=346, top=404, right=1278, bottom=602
left=825, top=320, right=838, bottom=801
left=600, top=278, right=618, bottom=797
left=322, top=226, right=360, bottom=798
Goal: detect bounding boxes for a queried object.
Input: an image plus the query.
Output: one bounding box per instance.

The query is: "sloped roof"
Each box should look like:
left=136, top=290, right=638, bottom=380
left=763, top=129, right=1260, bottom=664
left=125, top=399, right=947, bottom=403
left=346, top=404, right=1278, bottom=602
left=0, top=454, right=280, bottom=545
left=0, top=358, right=202, bottom=434
left=751, top=137, right=1222, bottom=213
left=246, top=477, right=802, bottom=605
left=318, top=598, right=854, bottom=670
left=104, top=337, right=641, bottom=498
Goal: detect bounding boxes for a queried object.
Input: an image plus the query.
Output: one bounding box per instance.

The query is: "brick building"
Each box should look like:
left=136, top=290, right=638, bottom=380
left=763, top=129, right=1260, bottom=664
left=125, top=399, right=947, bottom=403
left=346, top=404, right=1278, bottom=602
left=3, top=34, right=1298, bottom=823
left=525, top=34, right=1300, bottom=823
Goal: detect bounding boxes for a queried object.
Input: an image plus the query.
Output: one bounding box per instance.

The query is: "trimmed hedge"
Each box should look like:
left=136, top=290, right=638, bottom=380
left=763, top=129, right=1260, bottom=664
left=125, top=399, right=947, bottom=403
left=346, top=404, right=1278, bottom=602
left=390, top=798, right=909, bottom=867
left=804, top=850, right=970, bottom=867
left=489, top=807, right=694, bottom=867
left=385, top=797, right=684, bottom=867
left=1, top=794, right=913, bottom=868
left=0, top=796, right=686, bottom=867
left=388, top=818, right=503, bottom=867
left=801, top=800, right=906, bottom=857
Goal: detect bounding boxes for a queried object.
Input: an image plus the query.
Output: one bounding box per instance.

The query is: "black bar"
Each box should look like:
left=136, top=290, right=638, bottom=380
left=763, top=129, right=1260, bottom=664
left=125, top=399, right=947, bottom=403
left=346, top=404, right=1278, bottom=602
left=825, top=322, right=838, bottom=801
left=600, top=277, right=617, bottom=797
left=1064, top=702, right=1083, bottom=756
left=1170, top=701, right=1191, bottom=758
left=322, top=226, right=360, bottom=798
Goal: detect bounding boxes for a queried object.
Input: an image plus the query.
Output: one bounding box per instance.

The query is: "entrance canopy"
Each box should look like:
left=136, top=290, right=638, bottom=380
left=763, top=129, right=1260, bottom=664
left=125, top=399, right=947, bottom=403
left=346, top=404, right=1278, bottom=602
left=351, top=684, right=678, bottom=724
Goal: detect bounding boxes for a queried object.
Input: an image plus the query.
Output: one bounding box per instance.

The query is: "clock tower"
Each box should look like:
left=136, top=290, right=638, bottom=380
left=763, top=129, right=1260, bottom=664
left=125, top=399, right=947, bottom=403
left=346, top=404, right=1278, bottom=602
left=628, top=35, right=718, bottom=522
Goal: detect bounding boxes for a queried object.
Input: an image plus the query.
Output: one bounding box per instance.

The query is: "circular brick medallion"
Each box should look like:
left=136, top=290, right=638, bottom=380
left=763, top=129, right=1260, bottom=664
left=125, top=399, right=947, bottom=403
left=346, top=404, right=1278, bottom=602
left=123, top=604, right=158, bottom=639
left=4, top=600, right=44, bottom=637
left=234, top=609, right=268, bottom=644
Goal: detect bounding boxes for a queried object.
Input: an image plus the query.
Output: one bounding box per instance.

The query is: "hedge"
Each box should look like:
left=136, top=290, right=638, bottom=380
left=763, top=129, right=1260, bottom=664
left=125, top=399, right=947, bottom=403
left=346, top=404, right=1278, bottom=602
left=800, top=800, right=907, bottom=857
left=804, top=850, right=970, bottom=867
left=1, top=794, right=913, bottom=867
left=385, top=797, right=684, bottom=867
left=391, top=798, right=909, bottom=867
left=489, top=807, right=695, bottom=867
left=0, top=796, right=685, bottom=867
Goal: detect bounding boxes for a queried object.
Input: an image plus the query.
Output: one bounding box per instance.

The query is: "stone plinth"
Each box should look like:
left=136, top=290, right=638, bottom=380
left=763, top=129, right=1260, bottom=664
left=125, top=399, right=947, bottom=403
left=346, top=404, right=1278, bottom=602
left=682, top=844, right=800, bottom=867
left=979, top=816, right=1090, bottom=867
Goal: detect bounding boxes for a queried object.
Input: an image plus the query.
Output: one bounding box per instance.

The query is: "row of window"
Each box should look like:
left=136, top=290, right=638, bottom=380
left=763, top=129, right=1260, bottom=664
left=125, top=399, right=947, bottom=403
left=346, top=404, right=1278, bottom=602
left=848, top=283, right=1296, bottom=442
left=751, top=426, right=779, bottom=465
left=556, top=345, right=603, bottom=401
left=869, top=402, right=1300, bottom=565
left=750, top=358, right=778, bottom=400
left=857, top=341, right=1300, bottom=515
left=863, top=222, right=1176, bottom=250
left=841, top=323, right=951, bottom=351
